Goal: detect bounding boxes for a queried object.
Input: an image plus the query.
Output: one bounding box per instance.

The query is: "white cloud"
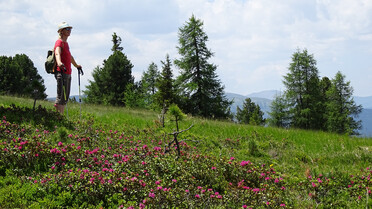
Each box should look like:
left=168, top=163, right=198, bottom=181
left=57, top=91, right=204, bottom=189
left=1, top=0, right=372, bottom=97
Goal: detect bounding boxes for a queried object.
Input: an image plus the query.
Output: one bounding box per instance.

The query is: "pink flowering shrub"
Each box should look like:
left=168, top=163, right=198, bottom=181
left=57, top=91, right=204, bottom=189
left=0, top=105, right=371, bottom=208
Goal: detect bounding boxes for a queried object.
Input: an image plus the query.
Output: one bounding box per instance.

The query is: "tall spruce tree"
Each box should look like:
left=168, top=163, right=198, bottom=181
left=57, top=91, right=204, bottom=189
left=84, top=33, right=134, bottom=106
left=155, top=54, right=175, bottom=109
left=283, top=49, right=323, bottom=129
left=325, top=71, right=362, bottom=135
left=174, top=15, right=232, bottom=118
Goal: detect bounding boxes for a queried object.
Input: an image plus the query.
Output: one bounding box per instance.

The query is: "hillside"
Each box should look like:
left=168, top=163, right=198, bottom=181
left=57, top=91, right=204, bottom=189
left=1, top=95, right=371, bottom=208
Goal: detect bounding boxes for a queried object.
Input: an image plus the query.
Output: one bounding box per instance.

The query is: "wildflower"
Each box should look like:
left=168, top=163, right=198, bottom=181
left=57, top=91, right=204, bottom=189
left=211, top=167, right=216, bottom=170
left=155, top=180, right=161, bottom=185
left=312, top=182, right=317, bottom=187
left=252, top=188, right=259, bottom=193
left=242, top=205, right=247, bottom=209
left=172, top=179, right=177, bottom=183
left=195, top=194, right=200, bottom=198
left=58, top=142, right=63, bottom=146
left=51, top=166, right=55, bottom=170
left=185, top=189, right=189, bottom=193
left=153, top=146, right=162, bottom=151
left=217, top=195, right=222, bottom=199
left=280, top=203, right=286, bottom=207
left=240, top=161, right=251, bottom=166
left=149, top=192, right=155, bottom=198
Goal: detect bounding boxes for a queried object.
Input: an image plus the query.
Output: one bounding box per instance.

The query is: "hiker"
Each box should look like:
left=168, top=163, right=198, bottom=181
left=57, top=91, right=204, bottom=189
left=54, top=22, right=82, bottom=114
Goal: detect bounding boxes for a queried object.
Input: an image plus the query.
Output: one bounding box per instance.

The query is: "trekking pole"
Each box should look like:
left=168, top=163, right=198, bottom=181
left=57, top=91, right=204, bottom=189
left=61, top=66, right=68, bottom=119
left=77, top=67, right=84, bottom=120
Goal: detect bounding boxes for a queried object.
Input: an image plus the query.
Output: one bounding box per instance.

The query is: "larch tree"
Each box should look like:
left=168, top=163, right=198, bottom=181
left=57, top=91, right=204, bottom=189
left=283, top=49, right=323, bottom=129
left=325, top=71, right=362, bottom=135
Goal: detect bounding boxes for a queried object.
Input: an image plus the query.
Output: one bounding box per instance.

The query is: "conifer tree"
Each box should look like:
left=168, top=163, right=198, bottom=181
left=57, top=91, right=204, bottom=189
left=141, top=62, right=160, bottom=108
left=84, top=33, right=134, bottom=106
left=236, top=98, right=265, bottom=125
left=268, top=94, right=291, bottom=128
left=174, top=15, right=231, bottom=118
left=0, top=54, right=47, bottom=99
left=283, top=49, right=322, bottom=129
left=155, top=54, right=175, bottom=109
left=325, top=71, right=362, bottom=135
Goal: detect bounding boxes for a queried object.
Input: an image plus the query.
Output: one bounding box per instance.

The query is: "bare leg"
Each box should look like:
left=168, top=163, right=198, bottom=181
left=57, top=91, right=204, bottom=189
left=55, top=104, right=65, bottom=114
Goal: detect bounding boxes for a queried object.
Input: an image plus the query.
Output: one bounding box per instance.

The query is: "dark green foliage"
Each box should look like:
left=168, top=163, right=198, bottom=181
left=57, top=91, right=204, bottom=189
left=325, top=71, right=362, bottom=135
left=155, top=54, right=175, bottom=109
left=84, top=33, right=134, bottom=106
left=268, top=94, right=291, bottom=128
left=236, top=98, right=265, bottom=125
left=123, top=82, right=146, bottom=108
left=283, top=49, right=323, bottom=130
left=111, top=32, right=124, bottom=52
left=269, top=50, right=362, bottom=135
left=0, top=54, right=47, bottom=99
left=141, top=62, right=160, bottom=109
left=174, top=15, right=232, bottom=119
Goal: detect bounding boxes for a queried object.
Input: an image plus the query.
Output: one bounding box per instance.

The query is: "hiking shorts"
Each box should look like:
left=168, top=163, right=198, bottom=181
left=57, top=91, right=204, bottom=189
left=55, top=72, right=71, bottom=105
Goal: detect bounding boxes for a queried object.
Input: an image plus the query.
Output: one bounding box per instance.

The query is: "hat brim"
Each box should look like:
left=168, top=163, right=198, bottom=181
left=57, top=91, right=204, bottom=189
left=58, top=27, right=73, bottom=32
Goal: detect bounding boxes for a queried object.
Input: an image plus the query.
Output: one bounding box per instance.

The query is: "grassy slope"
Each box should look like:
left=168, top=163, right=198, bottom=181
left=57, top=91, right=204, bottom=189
left=2, top=95, right=371, bottom=180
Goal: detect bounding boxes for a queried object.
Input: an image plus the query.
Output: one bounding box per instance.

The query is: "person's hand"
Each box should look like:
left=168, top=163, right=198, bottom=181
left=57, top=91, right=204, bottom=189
left=77, top=66, right=84, bottom=75
left=59, top=63, right=67, bottom=73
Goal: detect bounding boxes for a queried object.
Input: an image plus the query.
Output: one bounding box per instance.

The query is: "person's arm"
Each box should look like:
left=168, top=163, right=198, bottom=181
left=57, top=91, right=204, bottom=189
left=55, top=47, right=63, bottom=67
left=71, top=56, right=81, bottom=69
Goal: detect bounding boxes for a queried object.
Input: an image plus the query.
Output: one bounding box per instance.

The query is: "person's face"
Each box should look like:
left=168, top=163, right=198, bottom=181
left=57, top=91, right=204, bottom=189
left=63, top=27, right=72, bottom=36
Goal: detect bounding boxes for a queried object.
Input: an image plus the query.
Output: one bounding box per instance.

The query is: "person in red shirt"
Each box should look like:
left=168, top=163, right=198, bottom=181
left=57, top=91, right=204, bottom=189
left=54, top=22, right=82, bottom=114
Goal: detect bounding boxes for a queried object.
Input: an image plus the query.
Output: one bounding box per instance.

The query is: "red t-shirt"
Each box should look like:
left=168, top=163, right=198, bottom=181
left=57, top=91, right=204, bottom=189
left=54, top=39, right=72, bottom=74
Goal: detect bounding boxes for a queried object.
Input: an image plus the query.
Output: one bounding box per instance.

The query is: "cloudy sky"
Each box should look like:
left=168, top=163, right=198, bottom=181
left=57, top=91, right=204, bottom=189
left=1, top=0, right=372, bottom=98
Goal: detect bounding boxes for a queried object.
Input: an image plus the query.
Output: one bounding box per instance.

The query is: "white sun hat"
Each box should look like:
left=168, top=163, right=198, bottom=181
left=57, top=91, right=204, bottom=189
left=57, top=22, right=73, bottom=32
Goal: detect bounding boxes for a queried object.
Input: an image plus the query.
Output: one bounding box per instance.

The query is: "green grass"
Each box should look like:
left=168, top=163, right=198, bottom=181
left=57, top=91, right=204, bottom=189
left=1, top=95, right=371, bottom=208
left=2, top=95, right=371, bottom=177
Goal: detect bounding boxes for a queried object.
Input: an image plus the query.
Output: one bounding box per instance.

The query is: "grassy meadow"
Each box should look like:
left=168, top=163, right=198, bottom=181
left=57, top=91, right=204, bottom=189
left=0, top=95, right=371, bottom=208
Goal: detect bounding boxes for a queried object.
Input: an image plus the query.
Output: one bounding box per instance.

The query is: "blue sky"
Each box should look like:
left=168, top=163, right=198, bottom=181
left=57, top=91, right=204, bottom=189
left=1, top=0, right=372, bottom=98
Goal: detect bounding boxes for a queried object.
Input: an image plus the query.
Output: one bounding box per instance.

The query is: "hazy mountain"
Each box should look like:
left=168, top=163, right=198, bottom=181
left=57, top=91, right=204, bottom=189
left=354, top=96, right=372, bottom=109
left=358, top=109, right=372, bottom=137
left=226, top=92, right=272, bottom=117
left=246, top=90, right=281, bottom=100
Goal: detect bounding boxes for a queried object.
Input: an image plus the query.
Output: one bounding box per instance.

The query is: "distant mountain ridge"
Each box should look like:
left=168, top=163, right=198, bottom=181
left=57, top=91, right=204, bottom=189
left=226, top=90, right=372, bottom=137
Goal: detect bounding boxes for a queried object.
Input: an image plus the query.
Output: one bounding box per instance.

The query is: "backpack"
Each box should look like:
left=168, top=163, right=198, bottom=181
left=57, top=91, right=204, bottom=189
left=45, top=49, right=56, bottom=74
left=45, top=42, right=64, bottom=74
